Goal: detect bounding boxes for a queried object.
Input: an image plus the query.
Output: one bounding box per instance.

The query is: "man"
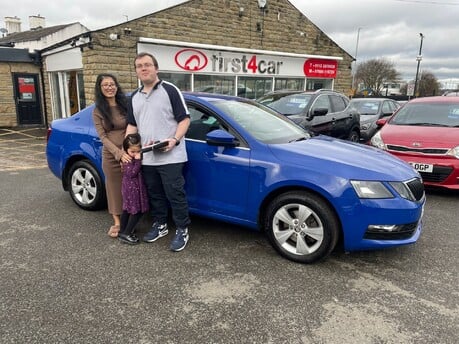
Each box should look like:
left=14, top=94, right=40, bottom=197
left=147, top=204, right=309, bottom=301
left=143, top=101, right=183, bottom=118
left=126, top=52, right=191, bottom=252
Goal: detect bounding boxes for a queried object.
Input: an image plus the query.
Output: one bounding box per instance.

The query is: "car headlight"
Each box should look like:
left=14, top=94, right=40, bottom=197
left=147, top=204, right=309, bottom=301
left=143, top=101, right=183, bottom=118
left=446, top=145, right=459, bottom=159
left=361, top=123, right=371, bottom=130
left=351, top=180, right=394, bottom=199
left=388, top=181, right=416, bottom=201
left=370, top=131, right=386, bottom=150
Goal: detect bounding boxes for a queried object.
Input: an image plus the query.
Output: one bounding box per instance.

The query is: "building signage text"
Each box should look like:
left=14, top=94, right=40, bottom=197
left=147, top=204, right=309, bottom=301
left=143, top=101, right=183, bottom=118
left=303, top=59, right=337, bottom=78
left=139, top=42, right=339, bottom=78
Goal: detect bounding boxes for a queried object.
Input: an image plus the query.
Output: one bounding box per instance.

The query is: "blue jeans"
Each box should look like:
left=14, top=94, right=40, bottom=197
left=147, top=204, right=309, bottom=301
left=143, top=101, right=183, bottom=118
left=142, top=163, right=190, bottom=229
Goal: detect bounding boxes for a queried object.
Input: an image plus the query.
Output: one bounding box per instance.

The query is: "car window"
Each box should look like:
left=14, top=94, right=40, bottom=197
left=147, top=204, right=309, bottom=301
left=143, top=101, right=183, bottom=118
left=186, top=106, right=224, bottom=141
left=349, top=100, right=379, bottom=115
left=267, top=94, right=312, bottom=116
left=382, top=101, right=393, bottom=114
left=311, top=95, right=331, bottom=113
left=390, top=102, right=459, bottom=127
left=212, top=100, right=308, bottom=143
left=330, top=95, right=348, bottom=112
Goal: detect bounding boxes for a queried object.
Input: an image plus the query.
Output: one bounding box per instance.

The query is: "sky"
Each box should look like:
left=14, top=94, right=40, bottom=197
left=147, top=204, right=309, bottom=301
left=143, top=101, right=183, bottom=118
left=2, top=0, right=459, bottom=88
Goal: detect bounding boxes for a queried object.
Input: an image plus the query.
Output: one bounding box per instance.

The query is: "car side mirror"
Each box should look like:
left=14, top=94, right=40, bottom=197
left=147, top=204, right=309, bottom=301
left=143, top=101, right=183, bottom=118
left=306, top=107, right=328, bottom=121
left=206, top=129, right=238, bottom=147
left=376, top=118, right=388, bottom=127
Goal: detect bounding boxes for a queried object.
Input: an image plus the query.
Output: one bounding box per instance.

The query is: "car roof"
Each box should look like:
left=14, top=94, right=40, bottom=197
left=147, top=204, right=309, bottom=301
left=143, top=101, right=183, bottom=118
left=350, top=98, right=393, bottom=102
left=263, top=89, right=340, bottom=96
left=183, top=91, right=244, bottom=102
left=407, top=96, right=459, bottom=104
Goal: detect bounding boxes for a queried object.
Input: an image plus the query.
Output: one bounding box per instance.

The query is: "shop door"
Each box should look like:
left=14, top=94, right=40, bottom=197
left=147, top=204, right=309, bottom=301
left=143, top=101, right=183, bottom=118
left=13, top=73, right=43, bottom=125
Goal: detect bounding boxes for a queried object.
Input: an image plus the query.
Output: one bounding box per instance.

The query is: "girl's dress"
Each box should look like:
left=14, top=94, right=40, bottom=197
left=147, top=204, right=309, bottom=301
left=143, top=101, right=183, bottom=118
left=121, top=159, right=149, bottom=214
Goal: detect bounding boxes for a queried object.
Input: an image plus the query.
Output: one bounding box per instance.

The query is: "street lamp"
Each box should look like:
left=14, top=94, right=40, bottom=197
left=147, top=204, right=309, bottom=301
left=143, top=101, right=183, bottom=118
left=352, top=27, right=362, bottom=92
left=413, top=33, right=424, bottom=97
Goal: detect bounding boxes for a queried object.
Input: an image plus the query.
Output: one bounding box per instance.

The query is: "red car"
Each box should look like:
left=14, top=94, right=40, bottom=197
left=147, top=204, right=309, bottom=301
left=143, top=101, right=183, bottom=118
left=370, top=96, right=459, bottom=190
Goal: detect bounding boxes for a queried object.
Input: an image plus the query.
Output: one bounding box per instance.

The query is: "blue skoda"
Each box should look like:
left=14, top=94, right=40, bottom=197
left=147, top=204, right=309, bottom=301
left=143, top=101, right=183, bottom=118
left=46, top=93, right=425, bottom=263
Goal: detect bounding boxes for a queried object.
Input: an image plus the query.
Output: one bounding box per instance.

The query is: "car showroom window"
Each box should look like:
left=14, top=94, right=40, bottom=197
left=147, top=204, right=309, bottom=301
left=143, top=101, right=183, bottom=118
left=158, top=72, right=191, bottom=91
left=194, top=75, right=235, bottom=95
left=274, top=78, right=305, bottom=91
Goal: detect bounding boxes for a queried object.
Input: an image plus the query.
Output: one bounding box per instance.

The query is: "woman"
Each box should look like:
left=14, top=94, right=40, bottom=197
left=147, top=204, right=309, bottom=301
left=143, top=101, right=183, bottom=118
left=92, top=73, right=131, bottom=237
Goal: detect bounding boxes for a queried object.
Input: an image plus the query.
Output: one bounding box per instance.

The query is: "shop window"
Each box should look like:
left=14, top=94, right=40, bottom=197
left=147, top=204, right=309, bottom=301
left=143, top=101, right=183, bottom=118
left=274, top=78, right=305, bottom=91
left=50, top=72, right=68, bottom=119
left=238, top=76, right=273, bottom=99
left=77, top=72, right=86, bottom=110
left=49, top=70, right=85, bottom=119
left=158, top=72, right=191, bottom=91
left=306, top=79, right=333, bottom=90
left=193, top=75, right=235, bottom=95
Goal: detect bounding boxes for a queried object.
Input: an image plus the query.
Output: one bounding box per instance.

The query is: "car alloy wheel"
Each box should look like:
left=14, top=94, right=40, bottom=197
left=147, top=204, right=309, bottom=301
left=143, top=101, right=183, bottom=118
left=265, top=191, right=340, bottom=263
left=68, top=160, right=106, bottom=210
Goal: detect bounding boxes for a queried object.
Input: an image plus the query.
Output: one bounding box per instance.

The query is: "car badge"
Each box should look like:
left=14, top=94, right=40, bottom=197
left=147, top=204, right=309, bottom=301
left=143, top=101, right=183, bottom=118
left=412, top=142, right=422, bottom=147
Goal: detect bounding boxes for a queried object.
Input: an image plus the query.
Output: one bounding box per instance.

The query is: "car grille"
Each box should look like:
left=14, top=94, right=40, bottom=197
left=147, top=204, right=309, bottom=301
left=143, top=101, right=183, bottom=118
left=387, top=145, right=449, bottom=155
left=406, top=178, right=425, bottom=201
left=364, top=221, right=419, bottom=240
left=419, top=166, right=453, bottom=183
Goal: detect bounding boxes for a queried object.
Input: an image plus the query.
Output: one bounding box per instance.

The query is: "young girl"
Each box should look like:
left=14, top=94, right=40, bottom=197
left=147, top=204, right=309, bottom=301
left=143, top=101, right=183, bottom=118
left=117, top=133, right=149, bottom=245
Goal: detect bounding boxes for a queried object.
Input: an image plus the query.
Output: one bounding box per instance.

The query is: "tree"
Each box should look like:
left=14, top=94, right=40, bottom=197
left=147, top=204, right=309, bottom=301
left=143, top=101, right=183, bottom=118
left=355, top=58, right=400, bottom=96
left=417, top=70, right=440, bottom=97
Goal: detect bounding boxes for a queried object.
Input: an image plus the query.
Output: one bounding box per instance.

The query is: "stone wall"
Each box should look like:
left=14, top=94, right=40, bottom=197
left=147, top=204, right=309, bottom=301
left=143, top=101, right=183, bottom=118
left=80, top=0, right=352, bottom=105
left=43, top=0, right=353, bottom=124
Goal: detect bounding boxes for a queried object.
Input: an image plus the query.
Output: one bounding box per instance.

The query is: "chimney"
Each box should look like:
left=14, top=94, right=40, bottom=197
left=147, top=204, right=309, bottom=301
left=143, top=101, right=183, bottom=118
left=4, top=16, right=21, bottom=34
left=29, top=14, right=45, bottom=30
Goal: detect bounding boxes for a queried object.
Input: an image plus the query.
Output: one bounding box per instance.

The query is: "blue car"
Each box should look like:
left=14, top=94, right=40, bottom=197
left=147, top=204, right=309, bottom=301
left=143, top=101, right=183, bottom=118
left=46, top=92, right=425, bottom=263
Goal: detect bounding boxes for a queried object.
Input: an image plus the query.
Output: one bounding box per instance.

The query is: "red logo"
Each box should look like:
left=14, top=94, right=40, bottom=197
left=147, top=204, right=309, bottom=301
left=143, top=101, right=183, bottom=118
left=174, top=48, right=208, bottom=71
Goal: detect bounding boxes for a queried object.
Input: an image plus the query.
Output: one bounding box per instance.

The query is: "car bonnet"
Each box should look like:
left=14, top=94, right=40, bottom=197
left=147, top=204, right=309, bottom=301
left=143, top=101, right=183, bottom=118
left=381, top=124, right=458, bottom=148
left=268, top=136, right=419, bottom=181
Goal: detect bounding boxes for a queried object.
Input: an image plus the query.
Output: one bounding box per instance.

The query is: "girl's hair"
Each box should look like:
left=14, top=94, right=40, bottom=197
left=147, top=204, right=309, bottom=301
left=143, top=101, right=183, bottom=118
left=94, top=73, right=128, bottom=129
left=123, top=133, right=142, bottom=151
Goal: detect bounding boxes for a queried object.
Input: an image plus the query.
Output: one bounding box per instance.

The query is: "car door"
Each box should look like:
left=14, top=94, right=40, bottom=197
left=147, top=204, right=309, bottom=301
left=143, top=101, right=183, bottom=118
left=328, top=94, right=351, bottom=138
left=306, top=94, right=334, bottom=136
left=184, top=103, right=251, bottom=220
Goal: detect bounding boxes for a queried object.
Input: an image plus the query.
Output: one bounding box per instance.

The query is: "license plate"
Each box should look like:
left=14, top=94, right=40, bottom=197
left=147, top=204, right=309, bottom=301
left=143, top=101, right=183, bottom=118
left=409, top=162, right=433, bottom=173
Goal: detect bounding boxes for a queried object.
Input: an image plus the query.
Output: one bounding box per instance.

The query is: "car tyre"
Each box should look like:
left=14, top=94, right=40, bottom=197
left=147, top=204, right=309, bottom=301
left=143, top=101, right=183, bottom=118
left=348, top=129, right=360, bottom=142
left=68, top=160, right=106, bottom=210
left=264, top=191, right=340, bottom=264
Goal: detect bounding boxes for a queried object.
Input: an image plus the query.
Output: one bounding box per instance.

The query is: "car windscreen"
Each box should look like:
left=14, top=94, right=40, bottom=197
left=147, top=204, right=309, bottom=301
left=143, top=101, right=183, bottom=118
left=266, top=94, right=312, bottom=116
left=211, top=100, right=309, bottom=143
left=349, top=100, right=380, bottom=115
left=390, top=102, right=459, bottom=127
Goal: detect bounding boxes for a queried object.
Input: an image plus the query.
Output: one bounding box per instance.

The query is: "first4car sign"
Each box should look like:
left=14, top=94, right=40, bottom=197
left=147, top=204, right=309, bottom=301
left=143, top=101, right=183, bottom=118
left=138, top=41, right=340, bottom=78
left=409, top=162, right=433, bottom=173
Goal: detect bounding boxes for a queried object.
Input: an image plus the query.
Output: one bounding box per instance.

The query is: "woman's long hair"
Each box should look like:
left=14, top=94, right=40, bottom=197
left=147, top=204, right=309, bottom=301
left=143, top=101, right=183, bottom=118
left=94, top=73, right=128, bottom=129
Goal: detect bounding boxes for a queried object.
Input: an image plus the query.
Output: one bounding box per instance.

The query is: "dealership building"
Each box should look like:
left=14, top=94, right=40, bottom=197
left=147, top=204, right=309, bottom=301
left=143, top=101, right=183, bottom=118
left=0, top=0, right=353, bottom=127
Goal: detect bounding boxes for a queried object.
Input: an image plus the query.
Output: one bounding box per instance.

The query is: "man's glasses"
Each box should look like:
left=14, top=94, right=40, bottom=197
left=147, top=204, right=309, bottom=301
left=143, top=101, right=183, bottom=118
left=135, top=63, right=154, bottom=69
left=101, top=83, right=117, bottom=89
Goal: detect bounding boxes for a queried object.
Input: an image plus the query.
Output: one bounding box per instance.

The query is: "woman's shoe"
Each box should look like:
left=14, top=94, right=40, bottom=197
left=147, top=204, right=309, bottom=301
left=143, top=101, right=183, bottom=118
left=108, top=225, right=120, bottom=238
